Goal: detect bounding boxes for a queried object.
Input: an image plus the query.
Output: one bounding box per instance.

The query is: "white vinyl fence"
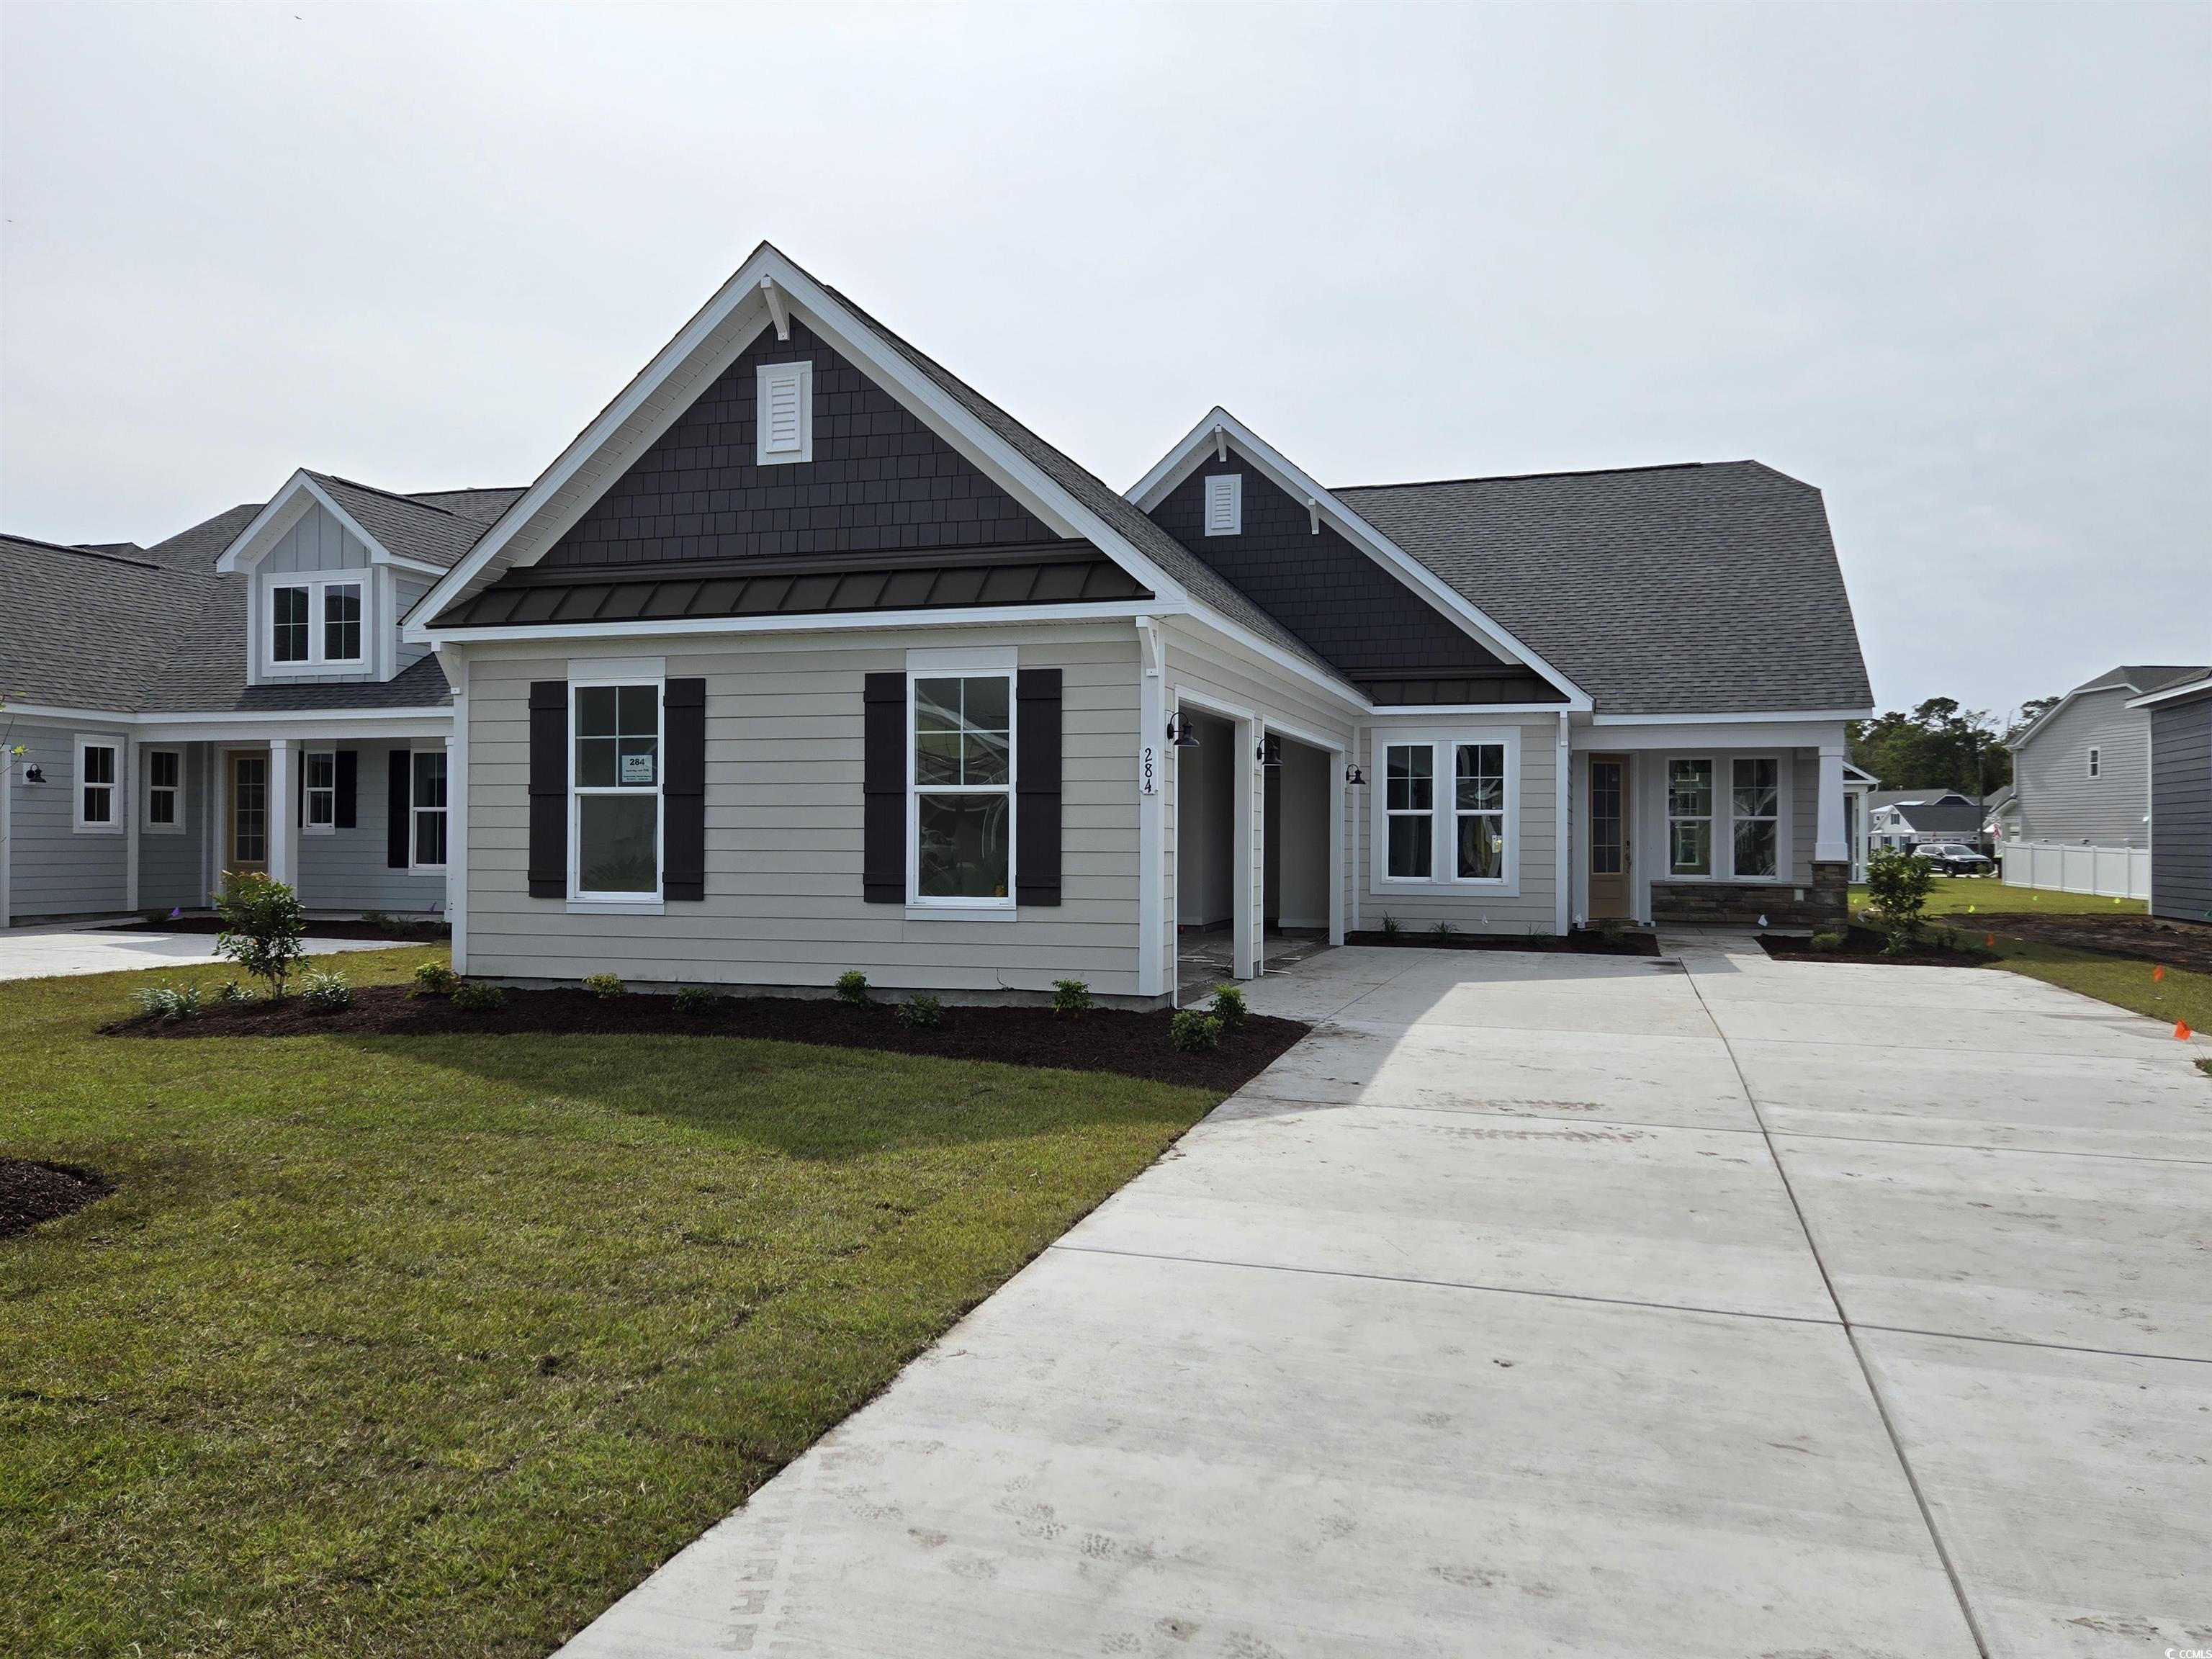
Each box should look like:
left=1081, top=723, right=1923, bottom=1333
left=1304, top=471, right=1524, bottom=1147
left=2000, top=840, right=2150, bottom=900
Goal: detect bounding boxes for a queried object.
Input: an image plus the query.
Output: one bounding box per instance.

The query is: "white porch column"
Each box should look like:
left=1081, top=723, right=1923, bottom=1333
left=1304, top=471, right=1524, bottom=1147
left=1134, top=619, right=1166, bottom=999
left=1233, top=716, right=1258, bottom=980
left=1815, top=743, right=1848, bottom=864
left=267, top=737, right=295, bottom=890
left=125, top=742, right=141, bottom=914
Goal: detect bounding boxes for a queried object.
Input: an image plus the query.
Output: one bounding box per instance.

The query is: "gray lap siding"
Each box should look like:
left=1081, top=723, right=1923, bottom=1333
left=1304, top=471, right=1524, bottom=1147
left=462, top=626, right=1141, bottom=993
left=6, top=719, right=130, bottom=919
left=2149, top=697, right=2212, bottom=922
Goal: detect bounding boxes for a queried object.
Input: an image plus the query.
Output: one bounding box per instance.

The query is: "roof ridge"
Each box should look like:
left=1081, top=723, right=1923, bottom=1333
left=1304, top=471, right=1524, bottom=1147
left=0, top=531, right=164, bottom=571
left=1333, top=461, right=1724, bottom=493
left=310, top=471, right=466, bottom=519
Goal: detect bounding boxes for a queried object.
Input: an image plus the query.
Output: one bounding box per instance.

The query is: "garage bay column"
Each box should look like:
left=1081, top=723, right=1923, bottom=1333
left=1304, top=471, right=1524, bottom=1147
left=267, top=737, right=295, bottom=892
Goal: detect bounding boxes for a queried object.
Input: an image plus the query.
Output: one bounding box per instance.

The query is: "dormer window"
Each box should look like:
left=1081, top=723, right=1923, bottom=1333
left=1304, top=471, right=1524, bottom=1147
left=1204, top=472, right=1243, bottom=536
left=755, top=361, right=814, bottom=464
left=266, top=576, right=367, bottom=672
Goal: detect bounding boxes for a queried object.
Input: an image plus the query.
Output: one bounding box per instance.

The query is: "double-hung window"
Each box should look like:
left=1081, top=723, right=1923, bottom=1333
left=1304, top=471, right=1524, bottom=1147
left=146, top=749, right=182, bottom=830
left=267, top=577, right=366, bottom=670
left=304, top=750, right=338, bottom=832
left=1384, top=745, right=1434, bottom=879
left=1667, top=759, right=1713, bottom=876
left=573, top=685, right=660, bottom=896
left=1730, top=758, right=1780, bottom=878
left=412, top=750, right=449, bottom=868
left=912, top=675, right=1012, bottom=904
left=1454, top=744, right=1506, bottom=880
left=75, top=738, right=119, bottom=832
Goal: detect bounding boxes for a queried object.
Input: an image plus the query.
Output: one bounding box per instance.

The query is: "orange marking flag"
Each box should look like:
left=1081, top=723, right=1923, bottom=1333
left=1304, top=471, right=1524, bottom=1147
left=2178, top=1021, right=2195, bottom=1040
left=2153, top=965, right=2167, bottom=982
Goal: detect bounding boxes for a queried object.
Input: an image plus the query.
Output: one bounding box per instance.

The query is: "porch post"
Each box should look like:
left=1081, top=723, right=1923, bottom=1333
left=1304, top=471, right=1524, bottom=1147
left=1232, top=716, right=1257, bottom=979
left=1815, top=744, right=1848, bottom=863
left=268, top=737, right=295, bottom=892
left=125, top=742, right=140, bottom=915
left=1134, top=619, right=1166, bottom=999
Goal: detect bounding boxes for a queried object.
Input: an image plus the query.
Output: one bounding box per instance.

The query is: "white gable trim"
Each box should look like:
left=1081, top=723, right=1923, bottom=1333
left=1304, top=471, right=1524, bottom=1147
left=1128, top=407, right=1592, bottom=711
left=407, top=243, right=1197, bottom=644
left=212, top=470, right=444, bottom=577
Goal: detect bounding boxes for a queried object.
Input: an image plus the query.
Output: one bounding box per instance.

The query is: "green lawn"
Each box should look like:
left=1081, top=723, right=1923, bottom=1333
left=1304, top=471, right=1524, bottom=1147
left=1848, top=878, right=2146, bottom=917
left=1, top=948, right=1222, bottom=1658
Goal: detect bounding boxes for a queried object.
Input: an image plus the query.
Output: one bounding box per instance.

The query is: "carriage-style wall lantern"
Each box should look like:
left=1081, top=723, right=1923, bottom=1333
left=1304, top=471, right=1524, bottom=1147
left=1344, top=763, right=1366, bottom=786
left=1167, top=713, right=1200, bottom=748
left=1258, top=734, right=1282, bottom=768
left=22, top=765, right=45, bottom=785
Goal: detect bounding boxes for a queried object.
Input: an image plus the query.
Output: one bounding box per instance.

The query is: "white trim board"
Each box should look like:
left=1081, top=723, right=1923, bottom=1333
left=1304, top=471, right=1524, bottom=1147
left=1126, top=406, right=1591, bottom=711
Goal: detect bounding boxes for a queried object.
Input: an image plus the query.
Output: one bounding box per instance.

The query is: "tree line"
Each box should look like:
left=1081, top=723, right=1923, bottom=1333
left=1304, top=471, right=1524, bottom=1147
left=1846, top=695, right=2059, bottom=795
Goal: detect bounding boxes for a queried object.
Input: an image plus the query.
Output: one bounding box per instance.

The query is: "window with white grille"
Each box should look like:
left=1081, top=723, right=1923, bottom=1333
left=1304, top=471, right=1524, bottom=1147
left=1204, top=472, right=1243, bottom=536
left=755, top=361, right=814, bottom=464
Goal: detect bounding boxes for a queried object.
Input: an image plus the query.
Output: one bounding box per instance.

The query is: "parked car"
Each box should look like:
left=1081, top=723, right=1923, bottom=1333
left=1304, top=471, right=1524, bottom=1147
left=1915, top=842, right=1993, bottom=876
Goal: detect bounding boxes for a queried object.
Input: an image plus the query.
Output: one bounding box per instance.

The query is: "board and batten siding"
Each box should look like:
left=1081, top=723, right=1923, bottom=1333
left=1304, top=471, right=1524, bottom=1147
left=2016, top=688, right=2153, bottom=847
left=462, top=624, right=1143, bottom=994
left=4, top=719, right=131, bottom=920
left=2149, top=695, right=2212, bottom=922
left=256, top=503, right=431, bottom=685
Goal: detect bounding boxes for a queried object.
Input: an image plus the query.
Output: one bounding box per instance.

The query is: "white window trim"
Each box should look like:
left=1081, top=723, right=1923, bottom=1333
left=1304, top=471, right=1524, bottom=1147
left=755, top=359, right=815, bottom=465
left=302, top=748, right=338, bottom=836
left=409, top=744, right=450, bottom=869
left=1369, top=727, right=1521, bottom=895
left=2087, top=746, right=2100, bottom=779
left=144, top=746, right=184, bottom=835
left=1663, top=752, right=1794, bottom=883
left=73, top=734, right=122, bottom=834
left=907, top=665, right=1017, bottom=913
left=264, top=574, right=369, bottom=675
left=1203, top=472, right=1243, bottom=536
left=568, top=675, right=663, bottom=903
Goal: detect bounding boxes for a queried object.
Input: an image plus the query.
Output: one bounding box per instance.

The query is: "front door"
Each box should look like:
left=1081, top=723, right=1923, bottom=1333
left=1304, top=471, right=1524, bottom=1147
left=1588, top=754, right=1632, bottom=920
left=226, top=751, right=269, bottom=881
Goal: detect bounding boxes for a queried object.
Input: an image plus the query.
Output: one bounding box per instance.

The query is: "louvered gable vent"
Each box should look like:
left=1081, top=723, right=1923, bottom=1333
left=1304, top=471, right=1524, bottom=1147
left=755, top=360, right=814, bottom=464
left=1203, top=472, right=1243, bottom=536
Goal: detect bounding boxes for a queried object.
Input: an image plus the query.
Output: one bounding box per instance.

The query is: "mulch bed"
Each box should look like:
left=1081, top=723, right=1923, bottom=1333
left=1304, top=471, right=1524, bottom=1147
left=1959, top=912, right=2212, bottom=974
left=1, top=1159, right=109, bottom=1241
left=102, top=917, right=451, bottom=943
left=103, top=985, right=1310, bottom=1092
left=1343, top=927, right=1661, bottom=958
left=1758, top=924, right=1995, bottom=967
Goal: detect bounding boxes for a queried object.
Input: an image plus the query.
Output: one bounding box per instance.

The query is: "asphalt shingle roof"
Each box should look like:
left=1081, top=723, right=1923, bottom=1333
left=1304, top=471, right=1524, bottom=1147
left=1, top=536, right=205, bottom=711
left=1334, top=462, right=1875, bottom=716
left=308, top=475, right=514, bottom=571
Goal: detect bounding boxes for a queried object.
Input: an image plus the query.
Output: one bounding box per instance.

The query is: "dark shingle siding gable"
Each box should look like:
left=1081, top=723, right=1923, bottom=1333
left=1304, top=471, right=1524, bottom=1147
left=1336, top=462, right=1874, bottom=716
left=1146, top=456, right=1561, bottom=703
left=539, top=320, right=1057, bottom=567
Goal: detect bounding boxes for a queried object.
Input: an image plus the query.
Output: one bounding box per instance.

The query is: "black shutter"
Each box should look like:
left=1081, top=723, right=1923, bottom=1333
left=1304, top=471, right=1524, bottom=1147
left=386, top=749, right=410, bottom=868
left=663, top=678, right=706, bottom=902
left=862, top=673, right=905, bottom=904
left=1015, top=667, right=1062, bottom=907
left=335, top=750, right=358, bottom=829
left=528, top=681, right=568, bottom=899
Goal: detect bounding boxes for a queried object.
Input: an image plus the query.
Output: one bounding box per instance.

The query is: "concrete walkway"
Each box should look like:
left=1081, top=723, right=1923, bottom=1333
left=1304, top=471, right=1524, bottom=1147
left=562, top=934, right=2212, bottom=1658
left=0, top=922, right=403, bottom=981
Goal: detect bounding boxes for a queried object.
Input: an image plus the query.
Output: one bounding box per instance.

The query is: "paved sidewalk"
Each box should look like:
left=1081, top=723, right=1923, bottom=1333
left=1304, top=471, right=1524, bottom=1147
left=0, top=923, right=403, bottom=982
left=560, top=934, right=2212, bottom=1658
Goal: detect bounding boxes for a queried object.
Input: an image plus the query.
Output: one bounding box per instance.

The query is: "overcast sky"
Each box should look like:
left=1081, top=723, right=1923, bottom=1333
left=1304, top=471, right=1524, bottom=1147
left=3, top=3, right=2204, bottom=721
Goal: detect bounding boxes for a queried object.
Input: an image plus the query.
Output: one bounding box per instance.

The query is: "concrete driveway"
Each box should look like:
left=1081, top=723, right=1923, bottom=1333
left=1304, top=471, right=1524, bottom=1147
left=0, top=922, right=403, bottom=982
left=562, top=934, right=2212, bottom=1658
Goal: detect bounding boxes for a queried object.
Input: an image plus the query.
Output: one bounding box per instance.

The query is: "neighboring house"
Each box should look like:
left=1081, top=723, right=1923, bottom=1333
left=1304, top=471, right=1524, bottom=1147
left=6, top=243, right=1874, bottom=998
left=1865, top=789, right=1984, bottom=853
left=1980, top=785, right=2020, bottom=845
left=2008, top=665, right=2211, bottom=848
left=0, top=477, right=523, bottom=925
left=2128, top=671, right=2212, bottom=923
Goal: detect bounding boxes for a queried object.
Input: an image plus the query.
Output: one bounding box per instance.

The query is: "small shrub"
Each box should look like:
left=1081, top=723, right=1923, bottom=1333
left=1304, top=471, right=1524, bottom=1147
left=583, top=973, right=626, bottom=1000
left=1809, top=930, right=1845, bottom=951
left=412, top=961, right=458, bottom=997
left=1051, top=978, right=1092, bottom=1017
left=451, top=981, right=505, bottom=1012
left=896, top=994, right=943, bottom=1028
left=215, top=872, right=308, bottom=999
left=674, top=984, right=716, bottom=1015
left=215, top=979, right=251, bottom=1004
left=1596, top=917, right=1624, bottom=944
left=131, top=982, right=203, bottom=1022
left=835, top=970, right=870, bottom=1007
left=143, top=907, right=174, bottom=926
left=1170, top=1009, right=1220, bottom=1053
left=1210, top=982, right=1247, bottom=1034
left=1430, top=920, right=1458, bottom=938
left=1866, top=847, right=1935, bottom=953
left=1379, top=914, right=1402, bottom=937
left=300, top=970, right=354, bottom=1012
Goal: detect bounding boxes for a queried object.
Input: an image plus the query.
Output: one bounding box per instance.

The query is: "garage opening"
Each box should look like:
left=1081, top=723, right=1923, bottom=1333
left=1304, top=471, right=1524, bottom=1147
left=1264, top=736, right=1332, bottom=944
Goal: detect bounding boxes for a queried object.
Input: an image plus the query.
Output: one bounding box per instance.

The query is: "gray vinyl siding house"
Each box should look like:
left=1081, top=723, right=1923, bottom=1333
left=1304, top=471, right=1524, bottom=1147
left=2131, top=673, right=2212, bottom=923
left=2008, top=666, right=2210, bottom=850
left=11, top=243, right=1876, bottom=1002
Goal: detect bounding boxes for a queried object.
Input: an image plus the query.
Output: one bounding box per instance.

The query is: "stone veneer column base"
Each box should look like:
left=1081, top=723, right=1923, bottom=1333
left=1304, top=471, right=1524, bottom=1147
left=1652, top=862, right=1849, bottom=930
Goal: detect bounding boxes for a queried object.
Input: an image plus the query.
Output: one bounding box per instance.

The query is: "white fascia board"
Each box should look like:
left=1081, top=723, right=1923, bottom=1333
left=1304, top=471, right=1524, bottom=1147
left=1, top=700, right=451, bottom=736
left=2126, top=676, right=2212, bottom=710
left=1588, top=709, right=1874, bottom=725
left=1366, top=703, right=1584, bottom=720
left=1125, top=406, right=1592, bottom=709
left=1570, top=719, right=1848, bottom=752
left=413, top=243, right=1198, bottom=637
left=410, top=599, right=1185, bottom=648
left=214, top=469, right=429, bottom=576
left=1153, top=610, right=1370, bottom=719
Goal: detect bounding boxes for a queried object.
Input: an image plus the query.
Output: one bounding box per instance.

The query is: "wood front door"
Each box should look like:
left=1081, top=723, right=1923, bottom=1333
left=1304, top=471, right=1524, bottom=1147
left=225, top=751, right=269, bottom=880
left=1588, top=754, right=1631, bottom=920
